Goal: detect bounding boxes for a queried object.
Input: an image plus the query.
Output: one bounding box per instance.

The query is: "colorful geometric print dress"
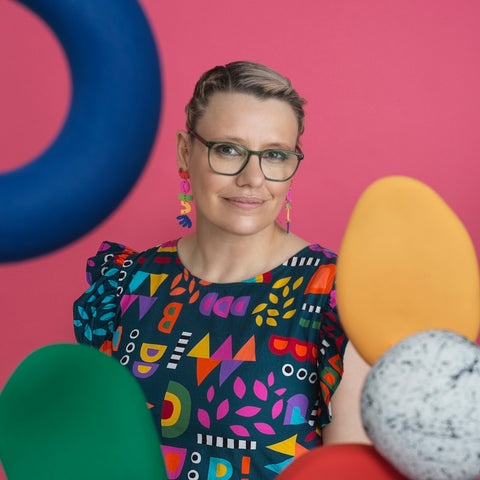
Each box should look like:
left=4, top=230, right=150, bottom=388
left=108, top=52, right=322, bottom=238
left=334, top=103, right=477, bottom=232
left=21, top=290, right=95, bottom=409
left=73, top=240, right=347, bottom=480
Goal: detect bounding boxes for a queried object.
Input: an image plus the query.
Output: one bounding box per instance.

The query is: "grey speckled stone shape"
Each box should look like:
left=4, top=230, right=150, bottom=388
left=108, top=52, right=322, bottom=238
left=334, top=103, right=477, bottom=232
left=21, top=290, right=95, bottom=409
left=361, top=329, right=480, bottom=480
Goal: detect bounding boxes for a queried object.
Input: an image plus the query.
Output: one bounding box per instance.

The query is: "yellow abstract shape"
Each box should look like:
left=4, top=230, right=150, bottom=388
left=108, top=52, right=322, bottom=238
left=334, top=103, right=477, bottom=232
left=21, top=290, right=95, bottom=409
left=252, top=303, right=267, bottom=314
left=187, top=334, right=210, bottom=358
left=140, top=343, right=167, bottom=363
left=150, top=273, right=168, bottom=296
left=267, top=435, right=297, bottom=456
left=293, top=277, right=303, bottom=290
left=273, top=277, right=291, bottom=289
left=269, top=293, right=279, bottom=304
left=283, top=298, right=294, bottom=308
left=337, top=175, right=480, bottom=365
left=161, top=392, right=181, bottom=427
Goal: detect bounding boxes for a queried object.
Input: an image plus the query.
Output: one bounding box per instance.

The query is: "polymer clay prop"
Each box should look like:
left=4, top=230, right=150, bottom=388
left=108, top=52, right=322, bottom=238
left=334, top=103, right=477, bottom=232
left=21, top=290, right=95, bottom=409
left=275, top=443, right=410, bottom=480
left=336, top=175, right=480, bottom=365
left=0, top=344, right=167, bottom=479
left=336, top=175, right=480, bottom=480
left=361, top=330, right=480, bottom=480
left=0, top=0, right=161, bottom=262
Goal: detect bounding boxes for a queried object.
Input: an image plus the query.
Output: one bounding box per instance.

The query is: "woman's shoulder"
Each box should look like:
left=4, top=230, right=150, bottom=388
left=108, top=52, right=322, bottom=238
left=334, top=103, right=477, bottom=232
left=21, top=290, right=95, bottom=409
left=286, top=243, right=337, bottom=265
left=274, top=232, right=337, bottom=269
left=85, top=239, right=179, bottom=285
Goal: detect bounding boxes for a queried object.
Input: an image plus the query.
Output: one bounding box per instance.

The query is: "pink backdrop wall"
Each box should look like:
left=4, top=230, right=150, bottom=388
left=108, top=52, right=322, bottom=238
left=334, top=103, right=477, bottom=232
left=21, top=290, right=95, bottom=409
left=1, top=0, right=480, bottom=409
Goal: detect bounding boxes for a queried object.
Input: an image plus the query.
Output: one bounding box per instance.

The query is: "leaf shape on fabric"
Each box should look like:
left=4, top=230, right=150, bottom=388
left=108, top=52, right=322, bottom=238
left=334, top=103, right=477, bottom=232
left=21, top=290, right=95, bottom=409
left=252, top=303, right=267, bottom=314
left=101, top=294, right=116, bottom=303
left=293, top=277, right=303, bottom=290
left=282, top=310, right=296, bottom=319
left=230, top=425, right=250, bottom=437
left=198, top=409, right=210, bottom=428
left=272, top=399, right=284, bottom=419
left=100, top=312, right=116, bottom=321
left=170, top=287, right=186, bottom=296
left=189, top=290, right=200, bottom=304
left=254, top=423, right=276, bottom=435
left=217, top=399, right=230, bottom=420
left=207, top=385, right=215, bottom=403
left=234, top=377, right=246, bottom=399
left=283, top=298, right=294, bottom=308
left=254, top=380, right=268, bottom=401
left=171, top=273, right=182, bottom=289
left=236, top=406, right=261, bottom=417
left=273, top=277, right=291, bottom=289
left=84, top=325, right=92, bottom=341
left=267, top=372, right=274, bottom=387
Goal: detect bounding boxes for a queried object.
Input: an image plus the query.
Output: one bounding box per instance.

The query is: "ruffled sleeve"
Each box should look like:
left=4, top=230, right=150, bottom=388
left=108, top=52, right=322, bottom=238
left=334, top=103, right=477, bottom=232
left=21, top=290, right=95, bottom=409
left=315, top=263, right=349, bottom=429
left=73, top=241, right=137, bottom=351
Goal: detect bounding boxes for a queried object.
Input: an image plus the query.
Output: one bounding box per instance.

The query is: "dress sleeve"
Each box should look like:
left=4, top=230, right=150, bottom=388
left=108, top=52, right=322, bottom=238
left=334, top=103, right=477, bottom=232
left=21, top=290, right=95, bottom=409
left=316, top=273, right=349, bottom=429
left=73, top=241, right=137, bottom=351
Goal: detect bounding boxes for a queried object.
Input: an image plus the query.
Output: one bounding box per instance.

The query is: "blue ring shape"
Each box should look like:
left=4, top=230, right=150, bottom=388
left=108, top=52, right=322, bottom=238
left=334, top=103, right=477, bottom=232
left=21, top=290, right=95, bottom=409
left=0, top=0, right=162, bottom=262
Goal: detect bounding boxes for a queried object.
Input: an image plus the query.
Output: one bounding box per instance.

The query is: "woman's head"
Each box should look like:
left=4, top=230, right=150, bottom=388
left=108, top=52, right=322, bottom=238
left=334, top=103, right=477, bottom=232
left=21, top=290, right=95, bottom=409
left=185, top=61, right=306, bottom=149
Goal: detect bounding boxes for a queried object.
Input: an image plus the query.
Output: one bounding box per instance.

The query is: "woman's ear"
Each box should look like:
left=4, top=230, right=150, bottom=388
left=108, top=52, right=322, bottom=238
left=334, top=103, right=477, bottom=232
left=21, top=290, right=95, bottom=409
left=176, top=130, right=191, bottom=171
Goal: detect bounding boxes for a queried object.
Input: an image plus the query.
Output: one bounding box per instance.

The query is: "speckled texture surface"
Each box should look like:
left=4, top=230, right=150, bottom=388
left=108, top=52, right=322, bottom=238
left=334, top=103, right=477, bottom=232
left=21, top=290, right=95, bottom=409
left=361, top=329, right=480, bottom=480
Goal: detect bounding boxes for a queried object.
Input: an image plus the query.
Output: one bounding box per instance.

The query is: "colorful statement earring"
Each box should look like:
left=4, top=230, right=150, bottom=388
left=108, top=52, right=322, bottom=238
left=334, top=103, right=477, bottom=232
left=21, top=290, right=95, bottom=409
left=285, top=187, right=292, bottom=234
left=177, top=169, right=193, bottom=228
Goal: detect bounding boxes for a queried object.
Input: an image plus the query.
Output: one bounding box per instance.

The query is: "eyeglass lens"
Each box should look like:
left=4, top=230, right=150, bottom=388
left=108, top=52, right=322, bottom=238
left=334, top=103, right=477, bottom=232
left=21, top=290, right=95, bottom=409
left=208, top=142, right=299, bottom=181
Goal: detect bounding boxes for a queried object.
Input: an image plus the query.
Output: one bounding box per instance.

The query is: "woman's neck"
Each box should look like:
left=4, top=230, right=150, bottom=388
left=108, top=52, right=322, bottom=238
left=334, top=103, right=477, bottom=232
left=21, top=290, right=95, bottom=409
left=177, top=224, right=309, bottom=284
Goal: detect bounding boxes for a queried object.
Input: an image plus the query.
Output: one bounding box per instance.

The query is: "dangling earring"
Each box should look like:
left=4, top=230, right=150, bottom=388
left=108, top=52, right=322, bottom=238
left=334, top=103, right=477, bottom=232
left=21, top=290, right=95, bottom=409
left=285, top=186, right=292, bottom=234
left=177, top=169, right=193, bottom=228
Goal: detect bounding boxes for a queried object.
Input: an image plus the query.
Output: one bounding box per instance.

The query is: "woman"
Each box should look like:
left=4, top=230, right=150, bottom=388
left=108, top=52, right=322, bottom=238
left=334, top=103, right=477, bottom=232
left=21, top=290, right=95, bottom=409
left=74, top=61, right=369, bottom=479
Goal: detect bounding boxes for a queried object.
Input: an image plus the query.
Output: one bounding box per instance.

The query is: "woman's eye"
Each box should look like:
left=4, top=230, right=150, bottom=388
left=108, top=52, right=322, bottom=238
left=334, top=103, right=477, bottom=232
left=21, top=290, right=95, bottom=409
left=214, top=144, right=243, bottom=156
left=264, top=150, right=289, bottom=161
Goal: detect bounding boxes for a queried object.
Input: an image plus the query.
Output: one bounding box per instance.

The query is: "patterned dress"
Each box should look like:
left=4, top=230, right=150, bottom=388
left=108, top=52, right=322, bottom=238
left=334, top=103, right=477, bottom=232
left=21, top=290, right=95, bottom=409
left=74, top=240, right=347, bottom=480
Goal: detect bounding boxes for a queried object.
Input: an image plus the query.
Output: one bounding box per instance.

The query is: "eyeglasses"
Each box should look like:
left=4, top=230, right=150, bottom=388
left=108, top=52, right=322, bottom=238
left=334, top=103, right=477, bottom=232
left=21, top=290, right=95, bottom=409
left=188, top=130, right=303, bottom=182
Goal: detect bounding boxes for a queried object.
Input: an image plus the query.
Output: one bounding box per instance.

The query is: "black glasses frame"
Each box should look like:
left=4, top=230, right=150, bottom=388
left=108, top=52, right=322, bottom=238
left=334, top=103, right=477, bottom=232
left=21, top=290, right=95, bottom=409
left=188, top=129, right=303, bottom=182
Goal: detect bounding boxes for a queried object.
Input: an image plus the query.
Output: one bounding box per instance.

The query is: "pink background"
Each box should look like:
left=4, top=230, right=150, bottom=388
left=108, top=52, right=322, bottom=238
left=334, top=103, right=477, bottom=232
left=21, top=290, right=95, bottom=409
left=1, top=0, right=480, bottom=447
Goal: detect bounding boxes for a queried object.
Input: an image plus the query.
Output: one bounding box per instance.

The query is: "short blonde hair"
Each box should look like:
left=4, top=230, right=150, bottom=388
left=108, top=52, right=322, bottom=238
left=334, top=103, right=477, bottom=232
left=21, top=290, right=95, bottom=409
left=185, top=61, right=306, bottom=149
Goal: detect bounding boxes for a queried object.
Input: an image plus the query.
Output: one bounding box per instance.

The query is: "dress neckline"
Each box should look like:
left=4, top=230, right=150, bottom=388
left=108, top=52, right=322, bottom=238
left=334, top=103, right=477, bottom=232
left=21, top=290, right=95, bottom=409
left=166, top=239, right=330, bottom=285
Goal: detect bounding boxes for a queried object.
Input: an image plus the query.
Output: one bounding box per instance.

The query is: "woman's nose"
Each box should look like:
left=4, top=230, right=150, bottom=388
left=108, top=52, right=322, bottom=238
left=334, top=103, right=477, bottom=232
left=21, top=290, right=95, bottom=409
left=235, top=154, right=265, bottom=186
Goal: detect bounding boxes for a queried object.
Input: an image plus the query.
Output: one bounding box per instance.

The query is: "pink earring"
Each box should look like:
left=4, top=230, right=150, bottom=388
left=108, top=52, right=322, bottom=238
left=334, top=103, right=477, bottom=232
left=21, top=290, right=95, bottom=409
left=177, top=170, right=193, bottom=228
left=285, top=187, right=292, bottom=234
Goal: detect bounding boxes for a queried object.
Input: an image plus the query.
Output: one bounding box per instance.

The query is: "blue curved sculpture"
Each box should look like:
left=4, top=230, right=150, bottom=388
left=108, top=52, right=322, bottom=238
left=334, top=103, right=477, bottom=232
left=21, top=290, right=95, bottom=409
left=0, top=0, right=162, bottom=261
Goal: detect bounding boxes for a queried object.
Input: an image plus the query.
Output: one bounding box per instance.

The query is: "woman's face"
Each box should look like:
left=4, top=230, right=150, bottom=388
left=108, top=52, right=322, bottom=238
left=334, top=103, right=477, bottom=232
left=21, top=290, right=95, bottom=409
left=177, top=92, right=300, bottom=237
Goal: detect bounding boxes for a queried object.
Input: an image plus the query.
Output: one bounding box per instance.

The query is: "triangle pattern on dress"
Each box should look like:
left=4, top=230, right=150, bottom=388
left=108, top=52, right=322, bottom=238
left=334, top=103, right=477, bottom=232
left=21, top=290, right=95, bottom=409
left=129, top=271, right=150, bottom=293
left=233, top=336, right=256, bottom=361
left=187, top=334, right=210, bottom=359
left=138, top=296, right=157, bottom=320
left=150, top=273, right=168, bottom=296
left=120, top=294, right=138, bottom=316
left=196, top=358, right=221, bottom=386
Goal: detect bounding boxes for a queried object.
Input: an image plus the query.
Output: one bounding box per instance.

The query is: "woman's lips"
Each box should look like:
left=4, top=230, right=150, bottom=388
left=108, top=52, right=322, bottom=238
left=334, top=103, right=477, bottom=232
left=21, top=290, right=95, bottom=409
left=224, top=196, right=265, bottom=210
